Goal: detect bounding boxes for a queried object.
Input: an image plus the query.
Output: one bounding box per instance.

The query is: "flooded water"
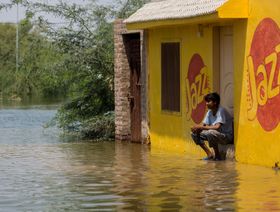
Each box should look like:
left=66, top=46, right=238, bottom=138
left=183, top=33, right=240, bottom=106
left=0, top=105, right=280, bottom=211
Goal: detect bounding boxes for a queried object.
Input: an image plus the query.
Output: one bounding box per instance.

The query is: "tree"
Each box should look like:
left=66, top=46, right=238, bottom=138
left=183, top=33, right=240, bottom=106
left=0, top=23, right=17, bottom=95
left=0, top=0, right=150, bottom=139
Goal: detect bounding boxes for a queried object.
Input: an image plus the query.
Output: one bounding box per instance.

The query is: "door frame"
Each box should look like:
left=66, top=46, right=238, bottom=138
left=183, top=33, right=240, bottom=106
left=213, top=26, right=234, bottom=116
left=123, top=32, right=142, bottom=142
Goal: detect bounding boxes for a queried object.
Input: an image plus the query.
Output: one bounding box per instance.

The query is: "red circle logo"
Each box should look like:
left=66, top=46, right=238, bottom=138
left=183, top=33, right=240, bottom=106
left=247, top=18, right=280, bottom=131
left=186, top=54, right=210, bottom=124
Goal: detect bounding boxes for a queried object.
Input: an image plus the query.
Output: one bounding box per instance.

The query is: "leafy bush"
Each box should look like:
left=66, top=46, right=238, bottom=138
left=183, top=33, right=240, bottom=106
left=80, top=111, right=115, bottom=140
left=54, top=111, right=115, bottom=140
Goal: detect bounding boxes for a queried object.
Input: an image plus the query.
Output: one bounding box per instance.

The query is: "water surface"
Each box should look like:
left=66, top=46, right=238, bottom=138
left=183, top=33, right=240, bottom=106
left=0, top=106, right=279, bottom=211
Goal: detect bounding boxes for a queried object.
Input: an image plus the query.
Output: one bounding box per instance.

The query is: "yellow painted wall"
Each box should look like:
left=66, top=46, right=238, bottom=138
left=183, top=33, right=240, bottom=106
left=148, top=25, right=213, bottom=157
left=144, top=0, right=280, bottom=167
left=235, top=0, right=280, bottom=167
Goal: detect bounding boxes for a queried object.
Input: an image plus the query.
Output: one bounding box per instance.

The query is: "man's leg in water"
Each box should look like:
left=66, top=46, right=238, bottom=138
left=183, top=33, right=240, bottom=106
left=201, top=130, right=230, bottom=160
left=191, top=132, right=214, bottom=159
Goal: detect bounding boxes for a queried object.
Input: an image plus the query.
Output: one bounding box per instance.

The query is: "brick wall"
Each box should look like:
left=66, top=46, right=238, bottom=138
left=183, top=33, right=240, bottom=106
left=114, top=19, right=131, bottom=141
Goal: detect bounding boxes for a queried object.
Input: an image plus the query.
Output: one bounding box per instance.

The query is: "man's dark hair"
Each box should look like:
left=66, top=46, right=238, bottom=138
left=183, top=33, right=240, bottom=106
left=204, top=92, right=220, bottom=105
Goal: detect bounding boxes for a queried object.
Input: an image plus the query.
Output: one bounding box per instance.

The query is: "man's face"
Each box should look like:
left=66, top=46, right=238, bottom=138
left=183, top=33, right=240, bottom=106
left=206, top=100, right=217, bottom=110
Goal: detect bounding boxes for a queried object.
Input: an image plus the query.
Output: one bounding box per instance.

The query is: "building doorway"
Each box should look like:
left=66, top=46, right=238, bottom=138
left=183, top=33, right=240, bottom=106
left=213, top=26, right=234, bottom=116
left=124, top=33, right=142, bottom=142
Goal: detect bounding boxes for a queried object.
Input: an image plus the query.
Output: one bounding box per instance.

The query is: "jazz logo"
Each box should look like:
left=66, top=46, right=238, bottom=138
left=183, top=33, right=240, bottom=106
left=247, top=18, right=280, bottom=131
left=186, top=54, right=210, bottom=124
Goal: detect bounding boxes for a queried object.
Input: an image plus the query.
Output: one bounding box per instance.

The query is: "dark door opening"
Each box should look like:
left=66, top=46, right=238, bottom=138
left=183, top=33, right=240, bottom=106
left=124, top=33, right=141, bottom=142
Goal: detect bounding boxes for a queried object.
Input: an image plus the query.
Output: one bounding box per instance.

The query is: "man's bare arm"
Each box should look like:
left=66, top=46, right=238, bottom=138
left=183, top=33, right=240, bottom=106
left=191, top=123, right=221, bottom=133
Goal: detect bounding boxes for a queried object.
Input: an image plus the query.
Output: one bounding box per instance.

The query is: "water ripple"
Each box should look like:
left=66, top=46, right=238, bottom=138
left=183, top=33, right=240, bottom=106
left=0, top=109, right=280, bottom=211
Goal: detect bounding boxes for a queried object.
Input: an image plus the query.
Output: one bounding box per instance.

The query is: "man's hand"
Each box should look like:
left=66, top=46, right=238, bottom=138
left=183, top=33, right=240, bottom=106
left=191, top=125, right=204, bottom=134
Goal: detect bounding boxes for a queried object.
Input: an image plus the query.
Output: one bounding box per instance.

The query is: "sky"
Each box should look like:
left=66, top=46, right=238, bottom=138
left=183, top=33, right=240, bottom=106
left=0, top=0, right=113, bottom=23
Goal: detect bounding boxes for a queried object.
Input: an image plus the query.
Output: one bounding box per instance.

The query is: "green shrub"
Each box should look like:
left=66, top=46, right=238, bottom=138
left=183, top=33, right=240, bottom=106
left=80, top=111, right=115, bottom=140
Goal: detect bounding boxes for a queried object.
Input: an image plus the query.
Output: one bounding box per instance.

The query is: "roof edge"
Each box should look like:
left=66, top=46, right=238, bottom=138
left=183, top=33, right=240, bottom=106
left=125, top=0, right=249, bottom=30
left=126, top=13, right=220, bottom=30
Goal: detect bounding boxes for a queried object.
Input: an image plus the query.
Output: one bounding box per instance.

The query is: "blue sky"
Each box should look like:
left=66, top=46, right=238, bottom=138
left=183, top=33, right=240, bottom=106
left=0, top=0, right=113, bottom=23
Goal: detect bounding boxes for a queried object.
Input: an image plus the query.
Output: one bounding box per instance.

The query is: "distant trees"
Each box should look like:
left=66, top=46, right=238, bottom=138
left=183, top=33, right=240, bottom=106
left=0, top=19, right=67, bottom=99
left=0, top=0, right=149, bottom=139
left=0, top=23, right=16, bottom=96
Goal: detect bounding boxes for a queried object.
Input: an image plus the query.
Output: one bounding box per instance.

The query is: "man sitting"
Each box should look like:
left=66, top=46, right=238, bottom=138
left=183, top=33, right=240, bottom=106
left=191, top=92, right=233, bottom=160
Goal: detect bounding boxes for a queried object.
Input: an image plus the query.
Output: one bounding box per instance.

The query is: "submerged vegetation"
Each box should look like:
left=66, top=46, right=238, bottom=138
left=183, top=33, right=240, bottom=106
left=0, top=0, right=149, bottom=139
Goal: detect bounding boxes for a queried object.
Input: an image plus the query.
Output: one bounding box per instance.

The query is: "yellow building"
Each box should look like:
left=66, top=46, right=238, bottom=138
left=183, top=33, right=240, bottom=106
left=114, top=0, right=280, bottom=167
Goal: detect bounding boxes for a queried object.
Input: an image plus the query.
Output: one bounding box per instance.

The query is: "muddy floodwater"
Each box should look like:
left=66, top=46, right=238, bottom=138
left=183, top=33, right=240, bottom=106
left=0, top=105, right=279, bottom=211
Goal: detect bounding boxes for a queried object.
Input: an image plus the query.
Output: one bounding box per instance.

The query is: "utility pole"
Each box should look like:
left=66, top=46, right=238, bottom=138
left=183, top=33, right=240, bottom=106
left=16, top=2, right=19, bottom=74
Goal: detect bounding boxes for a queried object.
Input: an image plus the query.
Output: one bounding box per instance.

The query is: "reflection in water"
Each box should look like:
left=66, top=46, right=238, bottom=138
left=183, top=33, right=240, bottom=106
left=123, top=150, right=239, bottom=211
left=236, top=163, right=280, bottom=211
left=113, top=142, right=150, bottom=210
left=0, top=108, right=280, bottom=211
